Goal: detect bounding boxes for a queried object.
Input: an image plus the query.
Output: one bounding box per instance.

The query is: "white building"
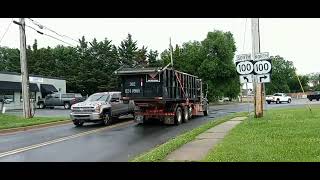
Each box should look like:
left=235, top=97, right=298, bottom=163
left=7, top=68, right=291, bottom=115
left=0, top=71, right=66, bottom=110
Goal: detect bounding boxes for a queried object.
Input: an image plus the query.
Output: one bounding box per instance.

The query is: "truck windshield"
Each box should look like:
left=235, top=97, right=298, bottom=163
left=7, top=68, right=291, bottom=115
left=86, top=94, right=109, bottom=102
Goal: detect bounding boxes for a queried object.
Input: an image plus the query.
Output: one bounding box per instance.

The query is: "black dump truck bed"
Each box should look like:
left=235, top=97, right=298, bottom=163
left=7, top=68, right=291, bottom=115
left=115, top=67, right=202, bottom=102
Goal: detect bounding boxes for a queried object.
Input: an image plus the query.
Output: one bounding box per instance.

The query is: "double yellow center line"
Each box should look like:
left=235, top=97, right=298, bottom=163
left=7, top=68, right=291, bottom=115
left=0, top=120, right=134, bottom=159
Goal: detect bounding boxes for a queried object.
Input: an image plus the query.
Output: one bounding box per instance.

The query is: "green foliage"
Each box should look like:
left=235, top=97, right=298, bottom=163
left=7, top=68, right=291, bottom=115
left=159, top=30, right=240, bottom=101
left=265, top=56, right=309, bottom=94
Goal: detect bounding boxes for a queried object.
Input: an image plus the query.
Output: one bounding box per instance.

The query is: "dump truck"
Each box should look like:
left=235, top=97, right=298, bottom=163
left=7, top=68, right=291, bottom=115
left=115, top=67, right=209, bottom=125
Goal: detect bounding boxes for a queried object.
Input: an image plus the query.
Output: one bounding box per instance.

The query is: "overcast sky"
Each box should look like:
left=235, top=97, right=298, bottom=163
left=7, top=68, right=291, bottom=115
left=0, top=18, right=319, bottom=75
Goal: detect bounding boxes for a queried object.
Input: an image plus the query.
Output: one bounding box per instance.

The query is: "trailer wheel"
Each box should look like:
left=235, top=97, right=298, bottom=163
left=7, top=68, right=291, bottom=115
left=183, top=106, right=189, bottom=123
left=175, top=107, right=182, bottom=125
left=188, top=106, right=193, bottom=119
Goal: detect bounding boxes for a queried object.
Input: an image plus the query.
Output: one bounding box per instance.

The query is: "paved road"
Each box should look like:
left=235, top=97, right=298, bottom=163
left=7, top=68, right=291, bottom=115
left=0, top=98, right=319, bottom=162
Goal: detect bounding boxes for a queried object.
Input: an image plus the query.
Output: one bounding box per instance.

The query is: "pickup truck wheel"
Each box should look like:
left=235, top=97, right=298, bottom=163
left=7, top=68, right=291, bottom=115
left=267, top=101, right=271, bottom=104
left=182, top=106, right=189, bottom=123
left=102, top=113, right=112, bottom=126
left=288, top=99, right=291, bottom=103
left=175, top=107, right=182, bottom=125
left=64, top=102, right=71, bottom=109
left=39, top=102, right=45, bottom=109
left=276, top=99, right=280, bottom=104
left=73, top=121, right=84, bottom=127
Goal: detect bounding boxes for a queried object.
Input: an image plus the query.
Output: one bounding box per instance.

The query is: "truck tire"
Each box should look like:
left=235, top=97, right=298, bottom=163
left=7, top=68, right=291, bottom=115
left=102, top=113, right=112, bottom=126
left=267, top=101, right=271, bottom=104
left=183, top=106, right=189, bottom=123
left=39, top=102, right=45, bottom=109
left=317, top=99, right=319, bottom=101
left=309, top=98, right=313, bottom=101
left=288, top=99, right=291, bottom=103
left=188, top=106, right=193, bottom=119
left=276, top=99, right=280, bottom=104
left=64, top=102, right=71, bottom=109
left=73, top=120, right=84, bottom=127
left=175, top=107, right=182, bottom=125
left=203, top=105, right=208, bottom=116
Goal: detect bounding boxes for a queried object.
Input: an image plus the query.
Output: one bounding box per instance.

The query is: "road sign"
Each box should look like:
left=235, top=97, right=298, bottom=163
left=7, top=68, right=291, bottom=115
left=256, top=74, right=271, bottom=83
left=253, top=59, right=272, bottom=74
left=236, top=61, right=254, bottom=75
left=236, top=54, right=252, bottom=62
left=240, top=74, right=253, bottom=84
left=254, top=52, right=269, bottom=61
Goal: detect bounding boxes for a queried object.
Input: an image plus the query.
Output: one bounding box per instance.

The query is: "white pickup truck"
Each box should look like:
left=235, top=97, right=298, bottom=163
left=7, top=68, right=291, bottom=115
left=266, top=93, right=292, bottom=104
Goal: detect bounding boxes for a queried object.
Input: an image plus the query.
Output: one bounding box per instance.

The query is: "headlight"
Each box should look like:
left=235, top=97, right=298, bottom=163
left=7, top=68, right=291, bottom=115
left=95, top=105, right=101, bottom=112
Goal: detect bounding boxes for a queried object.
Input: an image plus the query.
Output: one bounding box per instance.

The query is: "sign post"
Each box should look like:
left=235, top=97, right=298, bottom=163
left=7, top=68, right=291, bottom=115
left=235, top=51, right=272, bottom=118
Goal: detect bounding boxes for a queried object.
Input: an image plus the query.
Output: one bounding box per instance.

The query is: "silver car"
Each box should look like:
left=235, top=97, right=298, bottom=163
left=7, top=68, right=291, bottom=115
left=70, top=92, right=135, bottom=127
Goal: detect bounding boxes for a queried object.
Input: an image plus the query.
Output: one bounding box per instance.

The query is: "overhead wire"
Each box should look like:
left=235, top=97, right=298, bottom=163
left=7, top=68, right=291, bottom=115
left=28, top=18, right=79, bottom=44
left=0, top=18, right=13, bottom=45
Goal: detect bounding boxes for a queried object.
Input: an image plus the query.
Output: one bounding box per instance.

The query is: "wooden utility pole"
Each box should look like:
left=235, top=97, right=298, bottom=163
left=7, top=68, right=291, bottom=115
left=18, top=18, right=31, bottom=118
left=251, top=18, right=264, bottom=118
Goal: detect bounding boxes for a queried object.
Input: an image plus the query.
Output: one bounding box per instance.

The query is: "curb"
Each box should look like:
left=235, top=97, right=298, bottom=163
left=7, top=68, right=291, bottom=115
left=0, top=120, right=72, bottom=135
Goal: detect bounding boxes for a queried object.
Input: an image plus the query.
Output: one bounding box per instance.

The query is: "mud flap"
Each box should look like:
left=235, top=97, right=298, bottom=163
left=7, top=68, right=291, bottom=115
left=163, top=116, right=175, bottom=125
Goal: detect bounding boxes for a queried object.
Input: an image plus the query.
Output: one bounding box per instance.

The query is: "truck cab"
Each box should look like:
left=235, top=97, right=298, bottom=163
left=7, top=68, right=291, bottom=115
left=70, top=92, right=135, bottom=127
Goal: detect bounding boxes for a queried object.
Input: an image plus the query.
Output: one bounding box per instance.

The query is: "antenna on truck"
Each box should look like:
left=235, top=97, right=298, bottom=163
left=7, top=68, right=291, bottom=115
left=159, top=37, right=174, bottom=72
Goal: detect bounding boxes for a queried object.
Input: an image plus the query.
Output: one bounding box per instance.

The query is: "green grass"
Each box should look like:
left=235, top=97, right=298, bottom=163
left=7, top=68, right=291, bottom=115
left=0, top=114, right=68, bottom=130
left=204, top=106, right=320, bottom=162
left=131, top=112, right=248, bottom=162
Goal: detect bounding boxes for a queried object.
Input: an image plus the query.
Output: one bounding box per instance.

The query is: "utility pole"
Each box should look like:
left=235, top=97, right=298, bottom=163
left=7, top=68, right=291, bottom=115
left=170, top=37, right=173, bottom=67
left=251, top=18, right=264, bottom=118
left=18, top=18, right=31, bottom=118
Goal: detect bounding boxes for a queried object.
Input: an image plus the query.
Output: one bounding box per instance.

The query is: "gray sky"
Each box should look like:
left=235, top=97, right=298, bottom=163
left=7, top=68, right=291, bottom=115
left=0, top=18, right=319, bottom=75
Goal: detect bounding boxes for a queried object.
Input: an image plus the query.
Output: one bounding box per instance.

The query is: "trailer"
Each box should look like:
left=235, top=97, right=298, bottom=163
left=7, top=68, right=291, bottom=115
left=115, top=67, right=209, bottom=125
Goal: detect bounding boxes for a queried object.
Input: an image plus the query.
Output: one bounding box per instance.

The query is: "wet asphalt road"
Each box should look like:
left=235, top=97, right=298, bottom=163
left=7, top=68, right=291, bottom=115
left=0, top=99, right=319, bottom=162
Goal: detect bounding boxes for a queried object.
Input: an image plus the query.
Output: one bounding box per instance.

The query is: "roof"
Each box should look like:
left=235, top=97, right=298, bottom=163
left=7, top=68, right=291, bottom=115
left=40, top=84, right=58, bottom=93
left=114, top=67, right=198, bottom=78
left=115, top=67, right=162, bottom=75
left=0, top=71, right=65, bottom=80
left=0, top=81, right=39, bottom=92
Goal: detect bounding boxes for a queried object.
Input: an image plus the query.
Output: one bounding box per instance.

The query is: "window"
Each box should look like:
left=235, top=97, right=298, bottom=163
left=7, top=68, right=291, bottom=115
left=0, top=91, right=14, bottom=103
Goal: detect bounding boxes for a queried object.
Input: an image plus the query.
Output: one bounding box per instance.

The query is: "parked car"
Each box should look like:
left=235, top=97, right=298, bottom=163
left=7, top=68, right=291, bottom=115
left=37, top=93, right=85, bottom=109
left=70, top=92, right=135, bottom=127
left=307, top=91, right=320, bottom=101
left=266, top=93, right=292, bottom=104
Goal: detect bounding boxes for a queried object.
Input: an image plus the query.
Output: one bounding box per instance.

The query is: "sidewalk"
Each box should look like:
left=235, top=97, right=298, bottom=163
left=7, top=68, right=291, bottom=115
left=164, top=116, right=247, bottom=161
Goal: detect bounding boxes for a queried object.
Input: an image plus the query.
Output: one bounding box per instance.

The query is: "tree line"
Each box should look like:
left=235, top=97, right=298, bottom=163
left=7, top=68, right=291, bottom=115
left=0, top=30, right=316, bottom=101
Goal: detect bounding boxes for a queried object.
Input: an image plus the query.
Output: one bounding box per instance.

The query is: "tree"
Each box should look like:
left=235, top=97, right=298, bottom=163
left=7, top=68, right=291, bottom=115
left=198, top=30, right=239, bottom=101
left=147, top=49, right=161, bottom=67
left=118, top=34, right=138, bottom=67
left=265, top=55, right=301, bottom=94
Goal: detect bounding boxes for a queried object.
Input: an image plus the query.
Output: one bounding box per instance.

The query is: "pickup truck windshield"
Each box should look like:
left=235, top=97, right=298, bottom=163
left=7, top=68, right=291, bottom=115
left=86, top=94, right=109, bottom=102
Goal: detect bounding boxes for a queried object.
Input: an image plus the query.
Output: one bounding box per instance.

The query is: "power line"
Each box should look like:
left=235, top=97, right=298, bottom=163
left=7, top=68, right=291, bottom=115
left=25, top=24, right=77, bottom=47
left=0, top=19, right=13, bottom=45
left=28, top=18, right=79, bottom=44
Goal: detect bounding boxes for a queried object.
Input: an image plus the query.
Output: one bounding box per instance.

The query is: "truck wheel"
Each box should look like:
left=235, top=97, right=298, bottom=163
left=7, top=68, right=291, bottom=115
left=276, top=99, right=280, bottom=104
left=102, top=113, right=112, bottom=126
left=188, top=106, right=193, bottom=119
left=317, top=99, right=319, bottom=101
left=183, top=107, right=189, bottom=123
left=64, top=102, right=71, bottom=109
left=288, top=99, right=291, bottom=103
left=309, top=98, right=313, bottom=101
left=267, top=101, right=271, bottom=104
left=203, top=105, right=208, bottom=116
left=39, top=102, right=45, bottom=109
left=73, top=121, right=84, bottom=127
left=175, top=107, right=182, bottom=125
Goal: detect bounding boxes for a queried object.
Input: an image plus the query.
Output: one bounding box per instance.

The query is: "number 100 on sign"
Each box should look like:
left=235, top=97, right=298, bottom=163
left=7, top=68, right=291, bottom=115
left=236, top=61, right=253, bottom=75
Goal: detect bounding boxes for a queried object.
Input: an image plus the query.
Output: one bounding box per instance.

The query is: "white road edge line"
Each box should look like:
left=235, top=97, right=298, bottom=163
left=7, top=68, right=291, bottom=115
left=0, top=120, right=134, bottom=158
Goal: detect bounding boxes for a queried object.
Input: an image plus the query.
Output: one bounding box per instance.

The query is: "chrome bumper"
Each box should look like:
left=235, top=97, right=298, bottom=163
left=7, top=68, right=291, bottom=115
left=70, top=112, right=102, bottom=121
